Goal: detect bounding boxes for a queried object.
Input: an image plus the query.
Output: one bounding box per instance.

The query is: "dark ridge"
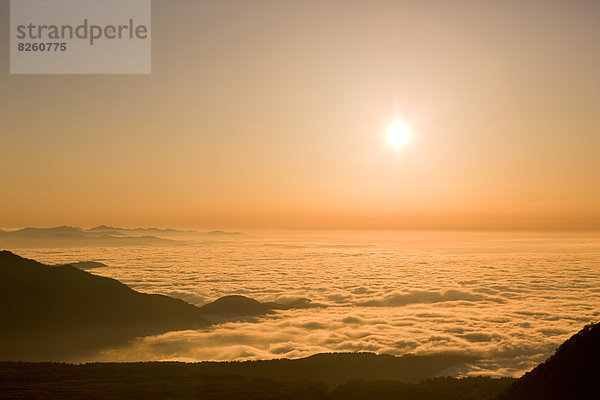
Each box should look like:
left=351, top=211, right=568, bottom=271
left=192, top=352, right=478, bottom=388
left=86, top=226, right=199, bottom=235
left=199, top=295, right=273, bottom=315
left=0, top=251, right=210, bottom=360
left=497, top=321, right=600, bottom=400
left=205, top=230, right=242, bottom=235
left=87, top=225, right=118, bottom=230
left=54, top=261, right=109, bottom=270
left=333, top=376, right=515, bottom=400
left=0, top=228, right=182, bottom=247
left=199, top=295, right=324, bottom=317
left=0, top=353, right=494, bottom=399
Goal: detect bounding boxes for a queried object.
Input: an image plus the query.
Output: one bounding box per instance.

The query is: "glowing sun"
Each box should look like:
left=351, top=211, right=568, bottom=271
left=385, top=120, right=412, bottom=150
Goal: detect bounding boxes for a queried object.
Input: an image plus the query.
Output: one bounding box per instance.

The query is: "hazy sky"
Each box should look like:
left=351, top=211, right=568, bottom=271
left=1, top=0, right=599, bottom=229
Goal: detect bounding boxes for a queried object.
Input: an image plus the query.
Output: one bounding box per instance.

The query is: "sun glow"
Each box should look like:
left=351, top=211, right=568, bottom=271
left=385, top=120, right=413, bottom=150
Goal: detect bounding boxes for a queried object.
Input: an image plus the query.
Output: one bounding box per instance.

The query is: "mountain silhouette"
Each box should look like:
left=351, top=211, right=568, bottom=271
left=199, top=295, right=323, bottom=319
left=497, top=322, right=600, bottom=400
left=53, top=261, right=109, bottom=270
left=0, top=226, right=243, bottom=247
left=0, top=252, right=323, bottom=359
left=199, top=295, right=274, bottom=315
left=87, top=225, right=200, bottom=236
left=205, top=230, right=242, bottom=235
left=0, top=226, right=182, bottom=247
left=0, top=251, right=209, bottom=360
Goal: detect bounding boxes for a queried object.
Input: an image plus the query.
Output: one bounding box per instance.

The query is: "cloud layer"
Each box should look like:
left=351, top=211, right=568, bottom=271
left=16, top=231, right=600, bottom=376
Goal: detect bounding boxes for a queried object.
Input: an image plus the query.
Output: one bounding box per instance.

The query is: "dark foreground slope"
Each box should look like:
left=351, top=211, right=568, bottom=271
left=0, top=360, right=513, bottom=400
left=0, top=251, right=209, bottom=360
left=497, top=322, right=600, bottom=400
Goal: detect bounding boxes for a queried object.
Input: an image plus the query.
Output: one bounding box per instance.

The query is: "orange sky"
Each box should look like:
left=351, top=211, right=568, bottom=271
left=1, top=0, right=599, bottom=230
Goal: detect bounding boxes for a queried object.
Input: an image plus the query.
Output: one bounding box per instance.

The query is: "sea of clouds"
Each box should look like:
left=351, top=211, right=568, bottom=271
left=17, top=231, right=600, bottom=376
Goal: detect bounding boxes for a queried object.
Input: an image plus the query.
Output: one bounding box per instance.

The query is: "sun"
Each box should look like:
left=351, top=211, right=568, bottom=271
left=385, top=120, right=412, bottom=150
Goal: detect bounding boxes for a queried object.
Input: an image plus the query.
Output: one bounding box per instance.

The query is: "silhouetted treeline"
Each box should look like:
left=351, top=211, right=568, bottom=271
left=0, top=361, right=513, bottom=400
left=333, top=377, right=515, bottom=400
left=183, top=352, right=476, bottom=387
left=0, top=352, right=477, bottom=390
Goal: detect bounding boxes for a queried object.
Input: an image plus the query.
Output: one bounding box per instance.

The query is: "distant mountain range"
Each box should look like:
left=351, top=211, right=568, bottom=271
left=0, top=226, right=241, bottom=247
left=86, top=225, right=200, bottom=235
